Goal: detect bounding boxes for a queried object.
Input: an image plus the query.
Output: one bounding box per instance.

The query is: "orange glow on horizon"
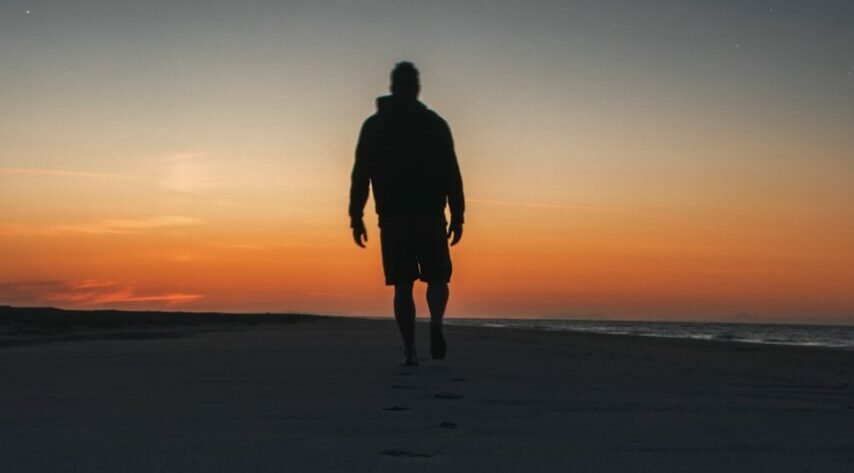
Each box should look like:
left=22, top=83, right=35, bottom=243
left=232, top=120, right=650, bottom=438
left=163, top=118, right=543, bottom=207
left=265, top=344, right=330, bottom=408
left=2, top=182, right=852, bottom=323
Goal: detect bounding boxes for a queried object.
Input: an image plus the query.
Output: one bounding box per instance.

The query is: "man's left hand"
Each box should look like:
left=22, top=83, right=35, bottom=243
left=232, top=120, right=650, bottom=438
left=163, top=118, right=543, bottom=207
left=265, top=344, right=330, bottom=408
left=448, top=220, right=463, bottom=246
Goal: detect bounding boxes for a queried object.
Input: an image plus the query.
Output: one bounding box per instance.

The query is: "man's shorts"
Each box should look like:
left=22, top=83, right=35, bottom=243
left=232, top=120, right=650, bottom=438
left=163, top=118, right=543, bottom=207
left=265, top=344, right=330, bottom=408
left=379, top=213, right=452, bottom=286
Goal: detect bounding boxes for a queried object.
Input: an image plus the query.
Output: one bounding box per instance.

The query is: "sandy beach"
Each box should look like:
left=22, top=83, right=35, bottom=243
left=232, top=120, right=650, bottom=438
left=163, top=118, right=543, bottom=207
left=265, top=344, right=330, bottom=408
left=2, top=309, right=853, bottom=472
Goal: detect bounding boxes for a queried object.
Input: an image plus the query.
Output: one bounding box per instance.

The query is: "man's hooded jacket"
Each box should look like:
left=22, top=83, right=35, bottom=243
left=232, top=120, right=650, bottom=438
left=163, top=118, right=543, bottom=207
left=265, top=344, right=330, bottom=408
left=349, top=95, right=465, bottom=225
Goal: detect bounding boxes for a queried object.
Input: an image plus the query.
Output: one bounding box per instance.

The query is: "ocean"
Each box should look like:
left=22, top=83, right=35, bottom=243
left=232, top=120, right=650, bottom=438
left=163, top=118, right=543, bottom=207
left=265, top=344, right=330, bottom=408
left=445, top=318, right=854, bottom=350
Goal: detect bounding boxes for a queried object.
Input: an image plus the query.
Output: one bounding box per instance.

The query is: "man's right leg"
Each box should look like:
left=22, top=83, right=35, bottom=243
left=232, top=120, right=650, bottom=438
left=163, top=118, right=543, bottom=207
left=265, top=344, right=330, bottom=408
left=394, top=281, right=417, bottom=365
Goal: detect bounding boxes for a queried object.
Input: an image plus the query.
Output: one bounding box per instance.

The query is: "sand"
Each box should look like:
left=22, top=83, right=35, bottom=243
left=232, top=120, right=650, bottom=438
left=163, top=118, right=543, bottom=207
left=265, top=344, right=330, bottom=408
left=1, top=313, right=853, bottom=472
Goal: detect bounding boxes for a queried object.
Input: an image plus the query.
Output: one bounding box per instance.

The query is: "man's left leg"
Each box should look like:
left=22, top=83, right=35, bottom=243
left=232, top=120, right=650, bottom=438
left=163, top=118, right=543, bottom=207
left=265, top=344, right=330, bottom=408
left=394, top=282, right=418, bottom=365
left=426, top=282, right=448, bottom=359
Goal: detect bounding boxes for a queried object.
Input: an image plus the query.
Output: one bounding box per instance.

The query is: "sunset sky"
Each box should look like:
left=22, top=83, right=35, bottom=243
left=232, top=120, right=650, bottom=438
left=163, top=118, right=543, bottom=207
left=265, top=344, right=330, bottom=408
left=2, top=1, right=853, bottom=323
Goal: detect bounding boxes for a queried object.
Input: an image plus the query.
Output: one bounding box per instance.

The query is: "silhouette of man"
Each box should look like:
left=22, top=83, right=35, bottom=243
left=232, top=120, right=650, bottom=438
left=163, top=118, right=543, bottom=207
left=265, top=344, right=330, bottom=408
left=349, top=61, right=465, bottom=365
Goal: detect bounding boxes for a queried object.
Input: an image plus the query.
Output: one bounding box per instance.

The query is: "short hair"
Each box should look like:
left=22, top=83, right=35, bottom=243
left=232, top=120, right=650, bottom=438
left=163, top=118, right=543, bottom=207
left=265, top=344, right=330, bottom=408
left=391, top=61, right=419, bottom=97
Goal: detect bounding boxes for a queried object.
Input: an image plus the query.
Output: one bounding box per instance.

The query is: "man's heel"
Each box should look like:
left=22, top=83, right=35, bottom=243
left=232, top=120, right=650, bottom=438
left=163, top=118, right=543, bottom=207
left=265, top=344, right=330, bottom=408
left=430, top=327, right=447, bottom=360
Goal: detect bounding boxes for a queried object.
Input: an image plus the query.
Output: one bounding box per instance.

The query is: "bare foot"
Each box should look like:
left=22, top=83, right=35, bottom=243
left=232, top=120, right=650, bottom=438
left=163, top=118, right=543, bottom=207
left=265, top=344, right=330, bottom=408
left=402, top=347, right=418, bottom=366
left=431, top=327, right=446, bottom=359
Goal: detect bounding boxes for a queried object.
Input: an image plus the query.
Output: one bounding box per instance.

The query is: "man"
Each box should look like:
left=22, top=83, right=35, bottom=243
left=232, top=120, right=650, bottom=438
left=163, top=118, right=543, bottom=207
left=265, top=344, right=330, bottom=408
left=349, top=61, right=465, bottom=366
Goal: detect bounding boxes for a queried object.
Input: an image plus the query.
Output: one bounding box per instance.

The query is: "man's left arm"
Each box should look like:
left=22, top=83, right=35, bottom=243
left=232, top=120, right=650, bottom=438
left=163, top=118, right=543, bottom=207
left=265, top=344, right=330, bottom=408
left=349, top=121, right=372, bottom=247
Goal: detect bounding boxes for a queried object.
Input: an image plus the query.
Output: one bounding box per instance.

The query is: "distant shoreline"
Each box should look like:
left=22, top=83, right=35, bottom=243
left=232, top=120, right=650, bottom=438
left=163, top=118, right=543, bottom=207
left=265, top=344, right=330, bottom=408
left=2, top=305, right=852, bottom=352
left=448, top=318, right=854, bottom=351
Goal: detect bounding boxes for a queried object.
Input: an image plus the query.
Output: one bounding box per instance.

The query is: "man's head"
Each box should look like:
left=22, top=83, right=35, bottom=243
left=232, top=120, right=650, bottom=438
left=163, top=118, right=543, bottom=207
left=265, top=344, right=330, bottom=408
left=390, top=61, right=420, bottom=100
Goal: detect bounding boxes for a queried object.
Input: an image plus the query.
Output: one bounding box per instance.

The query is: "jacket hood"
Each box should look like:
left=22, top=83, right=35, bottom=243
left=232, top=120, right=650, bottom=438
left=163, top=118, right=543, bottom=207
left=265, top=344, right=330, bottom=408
left=376, top=95, right=426, bottom=114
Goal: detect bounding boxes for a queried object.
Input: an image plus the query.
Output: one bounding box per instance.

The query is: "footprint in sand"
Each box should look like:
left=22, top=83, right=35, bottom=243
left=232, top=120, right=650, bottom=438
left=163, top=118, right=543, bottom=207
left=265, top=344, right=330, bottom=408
left=382, top=405, right=410, bottom=412
left=379, top=449, right=437, bottom=458
left=434, top=392, right=465, bottom=400
left=391, top=384, right=417, bottom=390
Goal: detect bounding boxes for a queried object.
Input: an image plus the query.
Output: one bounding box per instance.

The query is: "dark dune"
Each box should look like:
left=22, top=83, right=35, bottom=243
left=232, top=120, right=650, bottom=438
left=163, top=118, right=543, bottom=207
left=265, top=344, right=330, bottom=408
left=0, top=306, right=318, bottom=346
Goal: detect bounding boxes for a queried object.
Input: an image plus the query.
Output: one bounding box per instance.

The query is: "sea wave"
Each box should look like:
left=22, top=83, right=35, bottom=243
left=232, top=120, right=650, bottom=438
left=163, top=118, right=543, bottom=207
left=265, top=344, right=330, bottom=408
left=445, top=319, right=854, bottom=350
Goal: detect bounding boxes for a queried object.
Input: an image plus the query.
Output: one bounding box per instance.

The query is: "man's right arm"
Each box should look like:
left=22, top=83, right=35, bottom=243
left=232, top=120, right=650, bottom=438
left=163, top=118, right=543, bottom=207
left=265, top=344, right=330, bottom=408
left=350, top=121, right=372, bottom=222
left=349, top=121, right=371, bottom=247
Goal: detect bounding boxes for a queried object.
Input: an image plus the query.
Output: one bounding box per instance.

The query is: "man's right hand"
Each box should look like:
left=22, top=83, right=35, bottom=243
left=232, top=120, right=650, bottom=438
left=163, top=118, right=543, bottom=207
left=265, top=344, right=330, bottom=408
left=352, top=218, right=368, bottom=248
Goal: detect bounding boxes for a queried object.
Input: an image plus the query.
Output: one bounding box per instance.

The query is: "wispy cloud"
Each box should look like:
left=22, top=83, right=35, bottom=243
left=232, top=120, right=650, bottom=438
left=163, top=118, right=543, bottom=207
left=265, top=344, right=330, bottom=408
left=212, top=242, right=268, bottom=251
left=0, top=167, right=140, bottom=181
left=0, top=224, right=46, bottom=237
left=0, top=215, right=204, bottom=236
left=159, top=151, right=228, bottom=193
left=0, top=152, right=203, bottom=180
left=68, top=279, right=119, bottom=290
left=2, top=152, right=236, bottom=208
left=468, top=198, right=626, bottom=213
left=161, top=151, right=205, bottom=162
left=79, top=215, right=202, bottom=232
left=0, top=279, right=203, bottom=308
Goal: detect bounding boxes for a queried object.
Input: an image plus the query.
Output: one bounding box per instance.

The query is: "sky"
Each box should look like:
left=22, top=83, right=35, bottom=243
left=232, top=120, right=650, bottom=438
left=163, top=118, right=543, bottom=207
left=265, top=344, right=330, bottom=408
left=1, top=0, right=853, bottom=323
